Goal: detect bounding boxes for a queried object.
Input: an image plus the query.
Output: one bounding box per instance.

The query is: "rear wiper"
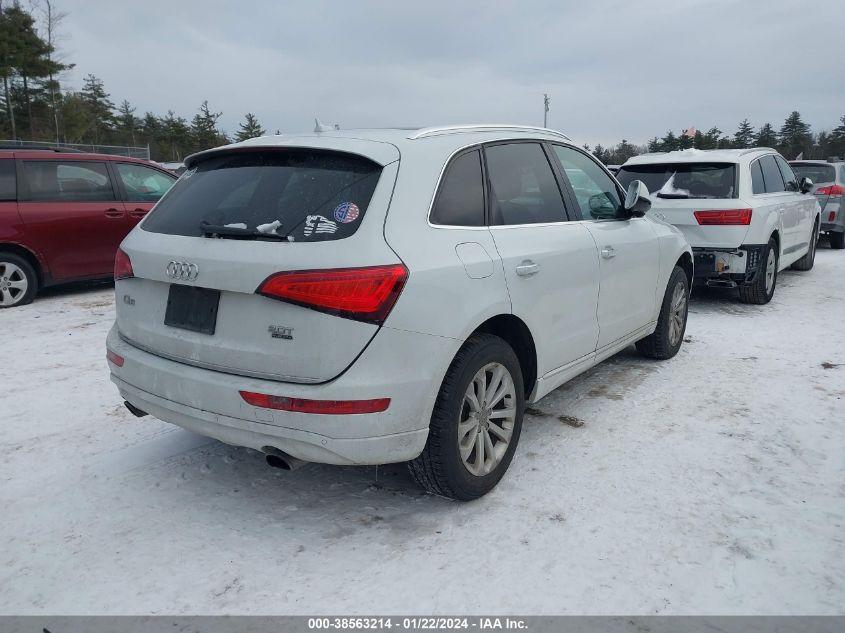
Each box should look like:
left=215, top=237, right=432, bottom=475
left=199, top=222, right=288, bottom=241
left=655, top=192, right=691, bottom=199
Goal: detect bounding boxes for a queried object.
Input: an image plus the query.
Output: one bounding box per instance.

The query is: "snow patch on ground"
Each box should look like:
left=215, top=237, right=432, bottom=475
left=1, top=253, right=843, bottom=615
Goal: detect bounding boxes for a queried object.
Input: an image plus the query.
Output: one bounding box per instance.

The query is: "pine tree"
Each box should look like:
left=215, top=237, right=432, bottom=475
left=235, top=112, right=265, bottom=142
left=828, top=115, right=845, bottom=159
left=80, top=74, right=114, bottom=144
left=756, top=123, right=778, bottom=147
left=191, top=100, right=223, bottom=150
left=660, top=130, right=678, bottom=152
left=647, top=137, right=661, bottom=152
left=733, top=119, right=755, bottom=148
left=779, top=111, right=812, bottom=159
left=116, top=99, right=138, bottom=146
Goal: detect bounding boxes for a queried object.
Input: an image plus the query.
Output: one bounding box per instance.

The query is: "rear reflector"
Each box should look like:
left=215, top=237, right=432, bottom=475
left=830, top=211, right=837, bottom=222
left=816, top=184, right=845, bottom=196
left=114, top=248, right=134, bottom=280
left=106, top=350, right=125, bottom=367
left=239, top=391, right=390, bottom=415
left=257, top=264, right=408, bottom=324
left=694, top=209, right=753, bottom=225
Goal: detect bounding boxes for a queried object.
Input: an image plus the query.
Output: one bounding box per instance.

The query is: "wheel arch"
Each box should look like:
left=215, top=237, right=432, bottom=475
left=469, top=314, right=537, bottom=400
left=0, top=242, right=44, bottom=287
left=676, top=250, right=693, bottom=288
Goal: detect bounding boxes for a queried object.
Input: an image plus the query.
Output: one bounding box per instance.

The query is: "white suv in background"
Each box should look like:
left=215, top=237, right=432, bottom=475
left=617, top=148, right=821, bottom=304
left=106, top=125, right=692, bottom=500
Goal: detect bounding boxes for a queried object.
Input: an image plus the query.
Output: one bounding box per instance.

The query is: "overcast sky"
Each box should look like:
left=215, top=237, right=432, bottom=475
left=57, top=0, right=845, bottom=147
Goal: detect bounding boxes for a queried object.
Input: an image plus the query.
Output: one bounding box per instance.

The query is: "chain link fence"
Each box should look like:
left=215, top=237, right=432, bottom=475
left=0, top=139, right=150, bottom=159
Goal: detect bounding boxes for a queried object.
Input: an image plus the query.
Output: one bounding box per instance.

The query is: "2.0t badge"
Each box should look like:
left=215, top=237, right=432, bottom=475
left=166, top=261, right=199, bottom=281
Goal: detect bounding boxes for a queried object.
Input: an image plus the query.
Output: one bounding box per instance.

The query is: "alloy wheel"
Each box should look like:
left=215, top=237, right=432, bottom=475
left=0, top=261, right=28, bottom=307
left=764, top=249, right=776, bottom=294
left=458, top=362, right=517, bottom=477
left=668, top=281, right=687, bottom=347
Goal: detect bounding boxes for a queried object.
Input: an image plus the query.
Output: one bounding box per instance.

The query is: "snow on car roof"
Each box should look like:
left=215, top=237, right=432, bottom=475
left=623, top=148, right=775, bottom=166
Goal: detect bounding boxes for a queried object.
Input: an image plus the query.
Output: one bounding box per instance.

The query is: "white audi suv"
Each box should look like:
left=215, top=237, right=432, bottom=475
left=106, top=125, right=692, bottom=500
left=617, top=148, right=821, bottom=304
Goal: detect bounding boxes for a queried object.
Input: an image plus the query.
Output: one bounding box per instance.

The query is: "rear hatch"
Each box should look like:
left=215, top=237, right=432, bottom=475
left=115, top=145, right=403, bottom=384
left=616, top=162, right=750, bottom=247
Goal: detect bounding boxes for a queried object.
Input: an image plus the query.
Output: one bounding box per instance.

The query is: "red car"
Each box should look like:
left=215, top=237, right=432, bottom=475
left=0, top=148, right=177, bottom=307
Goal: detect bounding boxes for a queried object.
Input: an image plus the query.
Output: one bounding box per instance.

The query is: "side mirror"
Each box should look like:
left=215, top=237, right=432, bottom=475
left=799, top=176, right=814, bottom=194
left=624, top=180, right=651, bottom=217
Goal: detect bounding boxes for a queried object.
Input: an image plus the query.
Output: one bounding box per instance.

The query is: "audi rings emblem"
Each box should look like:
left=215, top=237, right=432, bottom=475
left=166, top=261, right=200, bottom=281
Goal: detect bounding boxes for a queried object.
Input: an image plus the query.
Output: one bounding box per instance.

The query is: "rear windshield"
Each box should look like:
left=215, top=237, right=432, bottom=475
left=789, top=163, right=835, bottom=185
left=616, top=163, right=737, bottom=199
left=142, top=149, right=382, bottom=242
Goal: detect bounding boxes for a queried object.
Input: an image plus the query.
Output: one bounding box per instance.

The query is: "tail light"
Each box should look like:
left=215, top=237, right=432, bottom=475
left=239, top=391, right=390, bottom=415
left=106, top=350, right=125, bottom=367
left=815, top=184, right=845, bottom=196
left=114, top=248, right=134, bottom=280
left=694, top=209, right=753, bottom=225
left=257, top=264, right=408, bottom=324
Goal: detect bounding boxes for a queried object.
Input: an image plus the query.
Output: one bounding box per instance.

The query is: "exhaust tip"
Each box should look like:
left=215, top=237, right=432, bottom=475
left=266, top=454, right=293, bottom=470
left=124, top=401, right=148, bottom=417
left=262, top=446, right=307, bottom=471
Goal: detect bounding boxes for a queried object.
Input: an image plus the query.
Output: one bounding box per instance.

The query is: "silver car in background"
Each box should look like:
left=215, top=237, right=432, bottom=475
left=790, top=160, right=845, bottom=249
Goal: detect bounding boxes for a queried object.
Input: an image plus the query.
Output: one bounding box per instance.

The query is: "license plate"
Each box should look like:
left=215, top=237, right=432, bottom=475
left=164, top=285, right=220, bottom=335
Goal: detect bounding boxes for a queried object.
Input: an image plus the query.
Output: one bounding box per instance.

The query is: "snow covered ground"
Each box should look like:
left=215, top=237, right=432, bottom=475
left=1, top=250, right=843, bottom=615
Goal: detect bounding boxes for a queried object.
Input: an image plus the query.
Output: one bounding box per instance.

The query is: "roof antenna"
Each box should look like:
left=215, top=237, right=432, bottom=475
left=314, top=117, right=340, bottom=133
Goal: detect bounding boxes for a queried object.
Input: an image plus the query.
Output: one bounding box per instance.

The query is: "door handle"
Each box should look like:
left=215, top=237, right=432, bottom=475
left=516, top=261, right=539, bottom=277
left=104, top=208, right=124, bottom=218
left=601, top=246, right=616, bottom=259
left=129, top=208, right=147, bottom=218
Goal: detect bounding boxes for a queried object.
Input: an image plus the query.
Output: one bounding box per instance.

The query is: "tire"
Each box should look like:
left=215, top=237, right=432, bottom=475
left=791, top=218, right=819, bottom=271
left=830, top=231, right=845, bottom=250
left=635, top=265, right=689, bottom=360
left=738, top=237, right=778, bottom=305
left=0, top=252, right=38, bottom=308
left=408, top=334, right=525, bottom=501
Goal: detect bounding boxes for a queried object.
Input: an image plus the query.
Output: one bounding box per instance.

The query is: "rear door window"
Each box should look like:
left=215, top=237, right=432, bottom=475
left=616, top=163, right=737, bottom=199
left=142, top=150, right=382, bottom=242
left=21, top=161, right=115, bottom=201
left=484, top=142, right=567, bottom=225
left=116, top=163, right=176, bottom=201
left=430, top=150, right=485, bottom=226
left=0, top=160, right=15, bottom=201
left=759, top=155, right=785, bottom=193
left=750, top=160, right=766, bottom=194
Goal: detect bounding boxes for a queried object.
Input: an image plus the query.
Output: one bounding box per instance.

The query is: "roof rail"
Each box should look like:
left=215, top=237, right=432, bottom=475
left=409, top=125, right=571, bottom=141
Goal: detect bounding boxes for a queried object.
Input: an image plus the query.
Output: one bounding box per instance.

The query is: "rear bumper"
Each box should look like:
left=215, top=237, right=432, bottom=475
left=107, top=324, right=459, bottom=465
left=820, top=201, right=843, bottom=233
left=692, top=244, right=765, bottom=286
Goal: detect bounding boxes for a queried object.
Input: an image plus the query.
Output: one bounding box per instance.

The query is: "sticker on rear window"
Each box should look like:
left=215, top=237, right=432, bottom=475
left=334, top=202, right=360, bottom=224
left=303, top=214, right=338, bottom=237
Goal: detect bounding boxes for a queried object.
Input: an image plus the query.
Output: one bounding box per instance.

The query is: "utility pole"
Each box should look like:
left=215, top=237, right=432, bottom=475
left=543, top=94, right=550, bottom=128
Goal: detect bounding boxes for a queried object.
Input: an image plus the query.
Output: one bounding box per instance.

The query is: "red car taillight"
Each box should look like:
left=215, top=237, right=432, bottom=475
left=114, top=248, right=134, bottom=280
left=239, top=391, right=390, bottom=415
left=694, top=209, right=753, bottom=225
left=257, top=264, right=408, bottom=325
left=816, top=184, right=845, bottom=196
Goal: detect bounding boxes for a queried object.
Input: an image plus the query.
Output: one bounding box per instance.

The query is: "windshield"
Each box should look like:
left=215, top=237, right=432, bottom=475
left=616, top=163, right=737, bottom=199
left=790, top=163, right=835, bottom=185
left=142, top=149, right=382, bottom=242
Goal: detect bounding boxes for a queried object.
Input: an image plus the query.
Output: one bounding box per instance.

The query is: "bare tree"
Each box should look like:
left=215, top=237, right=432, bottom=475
left=34, top=0, right=70, bottom=142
